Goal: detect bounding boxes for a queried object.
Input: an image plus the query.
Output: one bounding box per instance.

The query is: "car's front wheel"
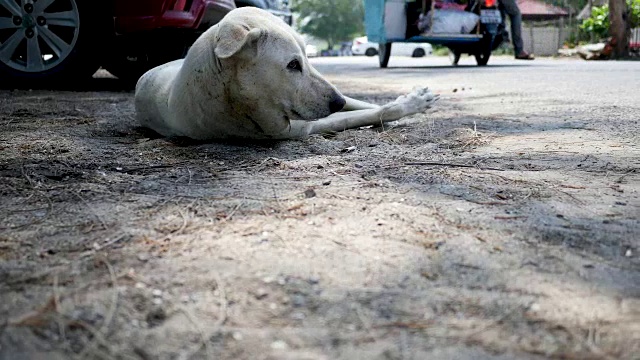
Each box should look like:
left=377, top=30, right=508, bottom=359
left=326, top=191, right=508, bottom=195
left=412, top=48, right=426, bottom=58
left=0, top=0, right=106, bottom=87
left=364, top=47, right=378, bottom=57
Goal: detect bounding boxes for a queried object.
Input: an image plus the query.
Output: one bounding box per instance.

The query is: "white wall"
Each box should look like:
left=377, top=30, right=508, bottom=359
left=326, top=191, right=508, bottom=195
left=521, top=25, right=569, bottom=56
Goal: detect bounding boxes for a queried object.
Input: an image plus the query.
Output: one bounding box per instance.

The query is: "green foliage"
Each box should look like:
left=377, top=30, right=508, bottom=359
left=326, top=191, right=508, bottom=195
left=291, top=0, right=365, bottom=49
left=630, top=0, right=640, bottom=26
left=580, top=4, right=610, bottom=39
left=580, top=0, right=640, bottom=40
left=432, top=45, right=450, bottom=56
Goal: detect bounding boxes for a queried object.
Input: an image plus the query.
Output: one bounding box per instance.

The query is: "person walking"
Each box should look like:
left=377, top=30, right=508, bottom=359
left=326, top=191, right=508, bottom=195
left=500, top=0, right=535, bottom=59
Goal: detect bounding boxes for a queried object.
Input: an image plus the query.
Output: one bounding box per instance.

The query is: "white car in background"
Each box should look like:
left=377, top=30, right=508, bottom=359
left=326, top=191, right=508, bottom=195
left=351, top=36, right=433, bottom=58
left=305, top=44, right=319, bottom=58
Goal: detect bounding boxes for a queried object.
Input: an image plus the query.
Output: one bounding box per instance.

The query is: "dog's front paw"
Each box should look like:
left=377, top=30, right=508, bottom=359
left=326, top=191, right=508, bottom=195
left=392, top=87, right=439, bottom=117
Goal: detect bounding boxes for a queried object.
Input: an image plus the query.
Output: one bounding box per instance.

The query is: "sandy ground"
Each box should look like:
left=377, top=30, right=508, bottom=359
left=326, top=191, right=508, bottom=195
left=0, top=56, right=639, bottom=360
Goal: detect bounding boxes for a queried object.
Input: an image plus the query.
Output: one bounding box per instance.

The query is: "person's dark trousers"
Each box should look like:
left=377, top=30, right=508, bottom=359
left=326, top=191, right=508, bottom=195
left=500, top=0, right=524, bottom=54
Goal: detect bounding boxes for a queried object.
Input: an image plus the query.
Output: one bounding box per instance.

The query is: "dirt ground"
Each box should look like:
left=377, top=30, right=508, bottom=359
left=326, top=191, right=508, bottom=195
left=0, top=57, right=638, bottom=360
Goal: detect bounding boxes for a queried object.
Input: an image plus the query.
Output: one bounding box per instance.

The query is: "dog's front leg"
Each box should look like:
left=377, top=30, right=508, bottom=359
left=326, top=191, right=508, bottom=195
left=342, top=96, right=380, bottom=111
left=304, top=87, right=438, bottom=135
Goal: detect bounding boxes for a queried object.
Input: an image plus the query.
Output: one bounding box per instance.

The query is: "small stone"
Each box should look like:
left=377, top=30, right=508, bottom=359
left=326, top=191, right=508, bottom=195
left=322, top=180, right=331, bottom=186
left=253, top=288, right=269, bottom=300
left=115, top=167, right=123, bottom=171
left=270, top=340, right=288, bottom=350
left=232, top=332, right=243, bottom=341
left=269, top=303, right=278, bottom=310
left=625, top=249, right=632, bottom=257
left=452, top=88, right=458, bottom=93
left=135, top=282, right=146, bottom=289
left=137, top=253, right=150, bottom=262
left=152, top=298, right=163, bottom=305
left=529, top=303, right=541, bottom=312
left=340, top=146, right=356, bottom=153
left=262, top=276, right=275, bottom=284
left=308, top=276, right=320, bottom=285
left=304, top=188, right=316, bottom=198
left=152, top=289, right=163, bottom=297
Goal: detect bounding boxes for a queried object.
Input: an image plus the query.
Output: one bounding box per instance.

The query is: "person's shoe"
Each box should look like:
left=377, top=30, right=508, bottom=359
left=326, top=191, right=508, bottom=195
left=515, top=51, right=535, bottom=60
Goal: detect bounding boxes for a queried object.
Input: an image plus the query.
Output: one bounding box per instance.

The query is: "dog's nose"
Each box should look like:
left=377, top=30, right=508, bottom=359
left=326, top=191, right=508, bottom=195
left=329, top=94, right=346, bottom=113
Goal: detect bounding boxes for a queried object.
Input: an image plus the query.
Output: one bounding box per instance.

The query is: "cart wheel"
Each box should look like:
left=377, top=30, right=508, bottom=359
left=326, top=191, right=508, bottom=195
left=474, top=37, right=493, bottom=66
left=474, top=51, right=491, bottom=66
left=449, top=50, right=461, bottom=66
left=378, top=42, right=391, bottom=68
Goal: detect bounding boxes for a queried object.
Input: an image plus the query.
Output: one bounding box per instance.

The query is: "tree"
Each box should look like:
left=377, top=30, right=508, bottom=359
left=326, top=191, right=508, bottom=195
left=291, top=0, right=365, bottom=50
left=580, top=0, right=639, bottom=57
left=609, top=0, right=630, bottom=57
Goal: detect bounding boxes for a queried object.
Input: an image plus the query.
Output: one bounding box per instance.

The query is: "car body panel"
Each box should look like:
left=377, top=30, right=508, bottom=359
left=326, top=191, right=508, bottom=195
left=114, top=0, right=236, bottom=33
left=352, top=36, right=433, bottom=57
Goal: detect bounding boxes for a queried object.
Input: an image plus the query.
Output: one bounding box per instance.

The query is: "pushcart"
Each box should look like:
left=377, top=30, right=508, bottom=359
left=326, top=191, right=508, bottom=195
left=364, top=0, right=506, bottom=67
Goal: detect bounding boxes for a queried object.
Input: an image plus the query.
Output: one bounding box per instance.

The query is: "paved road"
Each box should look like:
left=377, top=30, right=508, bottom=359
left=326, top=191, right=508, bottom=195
left=311, top=55, right=640, bottom=105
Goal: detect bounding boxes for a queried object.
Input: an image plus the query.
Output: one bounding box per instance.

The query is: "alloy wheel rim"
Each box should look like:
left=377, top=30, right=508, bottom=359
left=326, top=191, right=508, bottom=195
left=0, top=0, right=80, bottom=72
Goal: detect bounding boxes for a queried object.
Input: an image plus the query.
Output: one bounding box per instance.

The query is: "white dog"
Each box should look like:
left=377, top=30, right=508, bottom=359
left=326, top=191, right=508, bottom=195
left=135, top=7, right=438, bottom=140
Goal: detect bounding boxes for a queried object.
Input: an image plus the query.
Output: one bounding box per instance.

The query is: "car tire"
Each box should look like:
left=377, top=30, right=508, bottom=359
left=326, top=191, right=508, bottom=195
left=474, top=37, right=493, bottom=66
left=412, top=48, right=426, bottom=58
left=365, top=48, right=378, bottom=57
left=0, top=0, right=108, bottom=87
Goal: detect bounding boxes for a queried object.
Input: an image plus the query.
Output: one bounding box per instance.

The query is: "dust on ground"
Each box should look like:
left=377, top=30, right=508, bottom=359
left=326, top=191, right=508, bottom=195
left=1, top=58, right=639, bottom=359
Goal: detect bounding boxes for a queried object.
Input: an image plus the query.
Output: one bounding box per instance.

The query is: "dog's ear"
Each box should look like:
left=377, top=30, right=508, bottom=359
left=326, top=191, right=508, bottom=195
left=214, top=23, right=263, bottom=59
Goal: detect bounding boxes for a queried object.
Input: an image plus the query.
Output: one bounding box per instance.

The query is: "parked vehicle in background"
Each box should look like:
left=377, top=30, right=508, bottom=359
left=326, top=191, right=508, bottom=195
left=235, top=0, right=292, bottom=25
left=0, top=0, right=235, bottom=85
left=351, top=36, right=433, bottom=57
left=305, top=44, right=318, bottom=57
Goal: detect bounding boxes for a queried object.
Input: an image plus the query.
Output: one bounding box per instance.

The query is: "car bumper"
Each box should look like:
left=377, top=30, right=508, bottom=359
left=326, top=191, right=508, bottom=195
left=115, top=0, right=235, bottom=33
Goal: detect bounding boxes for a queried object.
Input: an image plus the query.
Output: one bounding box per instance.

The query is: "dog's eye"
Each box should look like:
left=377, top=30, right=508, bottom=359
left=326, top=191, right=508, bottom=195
left=287, top=59, right=302, bottom=72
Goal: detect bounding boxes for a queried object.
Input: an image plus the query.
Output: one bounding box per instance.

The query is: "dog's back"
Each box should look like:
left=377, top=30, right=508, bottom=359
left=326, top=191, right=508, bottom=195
left=135, top=60, right=184, bottom=137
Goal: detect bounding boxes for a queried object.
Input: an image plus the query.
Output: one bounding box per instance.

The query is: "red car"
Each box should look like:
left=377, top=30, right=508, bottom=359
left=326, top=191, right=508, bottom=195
left=0, top=0, right=236, bottom=85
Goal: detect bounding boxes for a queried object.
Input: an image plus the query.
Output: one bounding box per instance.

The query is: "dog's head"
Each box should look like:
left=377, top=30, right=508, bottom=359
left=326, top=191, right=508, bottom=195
left=213, top=8, right=345, bottom=135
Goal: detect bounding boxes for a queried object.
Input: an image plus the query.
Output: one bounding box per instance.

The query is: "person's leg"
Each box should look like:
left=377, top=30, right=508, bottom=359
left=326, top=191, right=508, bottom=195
left=500, top=0, right=524, bottom=54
